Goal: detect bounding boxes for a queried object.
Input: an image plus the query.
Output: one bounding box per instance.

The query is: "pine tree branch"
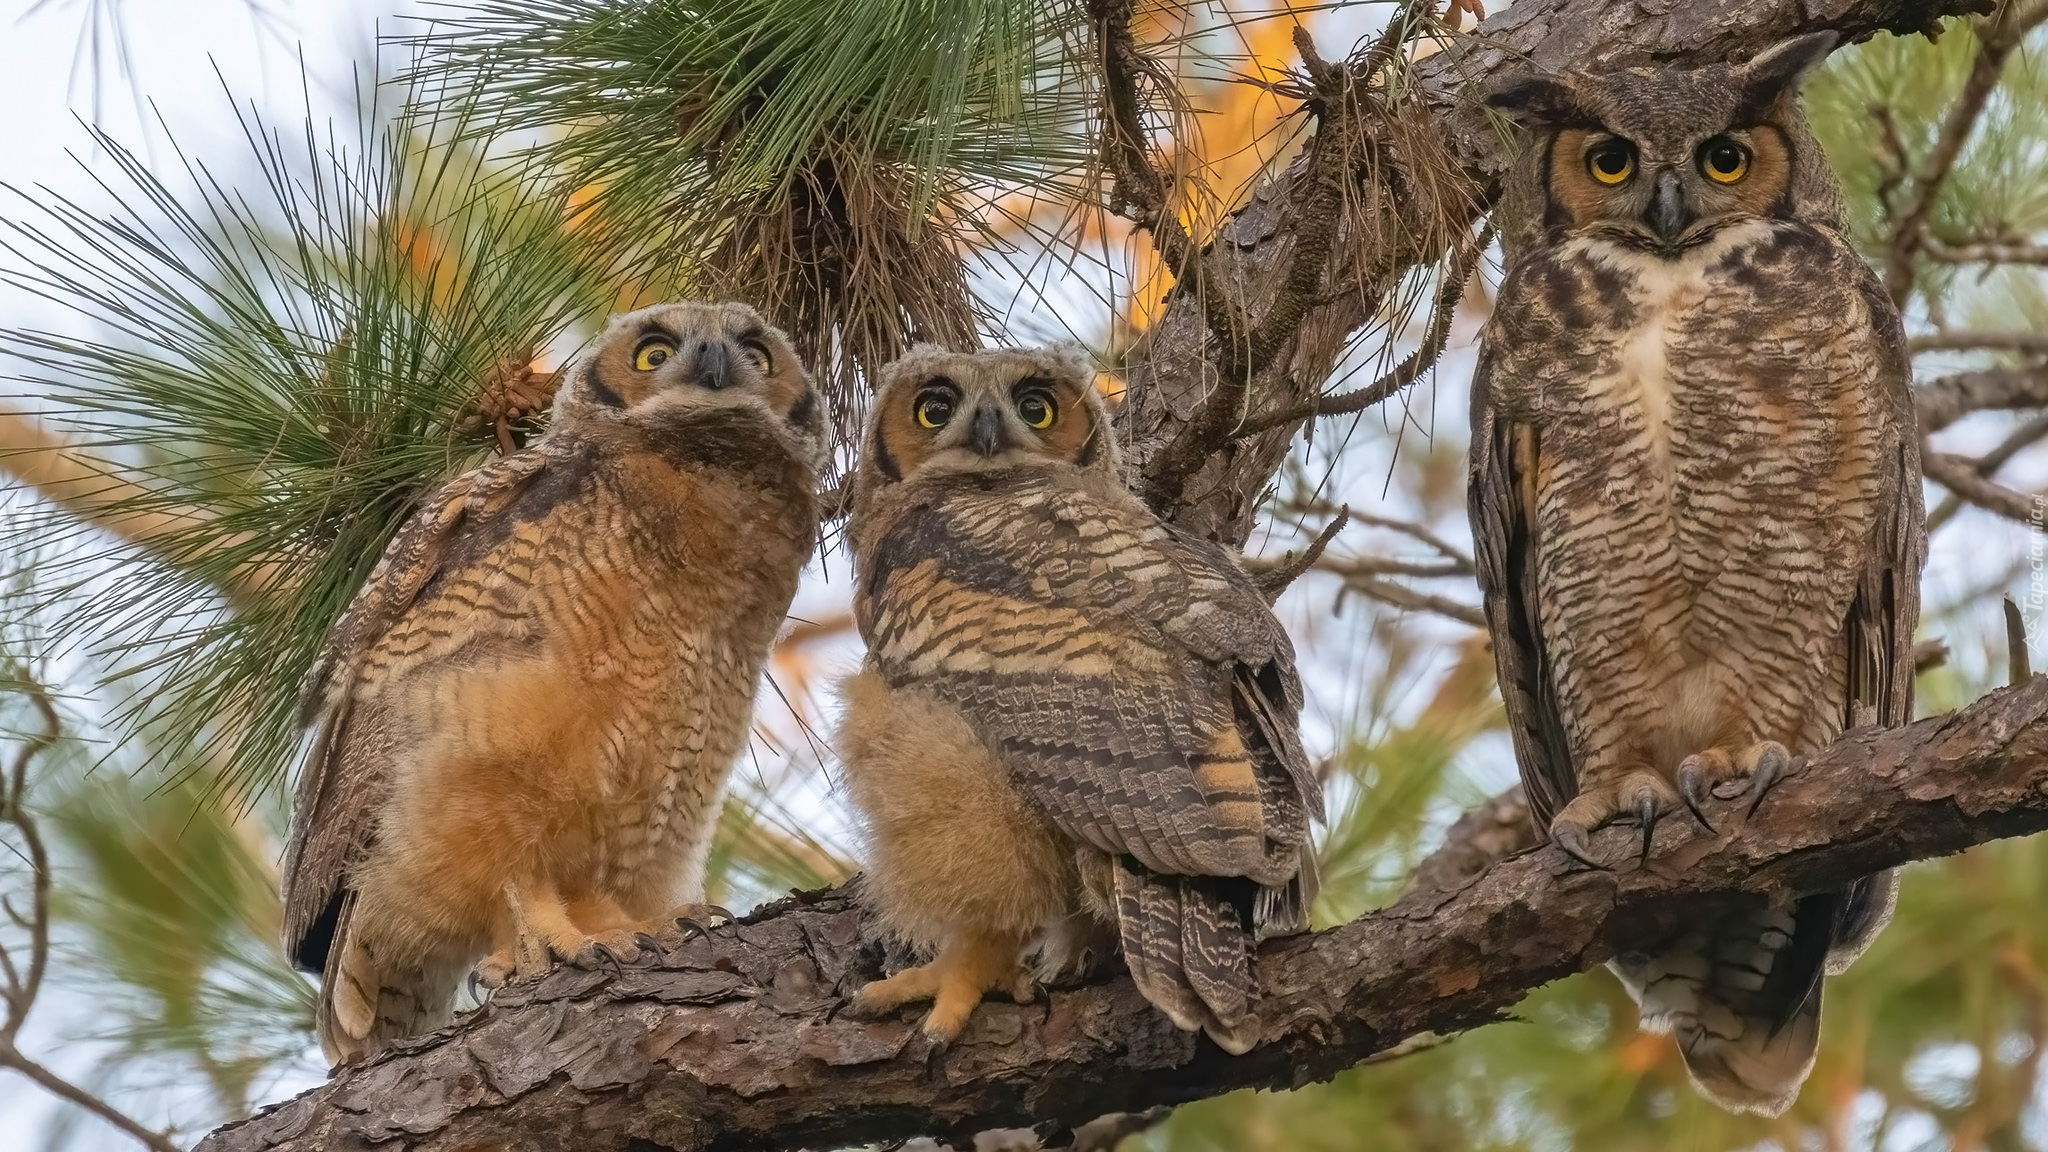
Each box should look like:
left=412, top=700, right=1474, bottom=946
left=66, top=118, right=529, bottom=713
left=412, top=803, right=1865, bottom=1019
left=0, top=404, right=279, bottom=607
left=200, top=677, right=2048, bottom=1152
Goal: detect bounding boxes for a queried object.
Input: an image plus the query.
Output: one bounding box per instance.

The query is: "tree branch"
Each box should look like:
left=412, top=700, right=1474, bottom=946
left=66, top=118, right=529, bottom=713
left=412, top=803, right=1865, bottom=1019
left=200, top=677, right=2048, bottom=1152
left=1916, top=366, right=2048, bottom=431
left=0, top=670, right=183, bottom=1152
left=1923, top=448, right=2043, bottom=522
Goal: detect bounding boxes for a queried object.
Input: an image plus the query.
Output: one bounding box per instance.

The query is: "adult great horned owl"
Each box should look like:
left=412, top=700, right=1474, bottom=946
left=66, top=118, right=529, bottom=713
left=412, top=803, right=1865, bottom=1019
left=283, top=301, right=824, bottom=1064
left=835, top=345, right=1321, bottom=1053
left=1471, top=34, right=1923, bottom=1115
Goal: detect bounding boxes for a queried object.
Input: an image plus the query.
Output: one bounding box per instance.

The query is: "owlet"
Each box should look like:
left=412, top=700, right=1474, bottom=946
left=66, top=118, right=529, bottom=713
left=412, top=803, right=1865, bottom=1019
left=835, top=344, right=1321, bottom=1053
left=282, top=301, right=825, bottom=1064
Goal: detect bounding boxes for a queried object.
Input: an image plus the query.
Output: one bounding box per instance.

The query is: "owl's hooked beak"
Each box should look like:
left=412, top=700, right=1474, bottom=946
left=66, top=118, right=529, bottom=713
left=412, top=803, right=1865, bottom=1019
left=967, top=403, right=1009, bottom=457
left=690, top=339, right=737, bottom=390
left=1645, top=170, right=1687, bottom=251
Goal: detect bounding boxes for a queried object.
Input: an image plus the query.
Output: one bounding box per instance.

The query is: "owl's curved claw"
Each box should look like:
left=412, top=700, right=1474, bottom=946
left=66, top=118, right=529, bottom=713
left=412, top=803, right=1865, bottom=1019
left=1676, top=763, right=1717, bottom=833
left=672, top=917, right=710, bottom=943
left=1634, top=794, right=1659, bottom=866
left=1550, top=822, right=1609, bottom=872
left=1744, top=745, right=1792, bottom=817
left=635, top=932, right=663, bottom=958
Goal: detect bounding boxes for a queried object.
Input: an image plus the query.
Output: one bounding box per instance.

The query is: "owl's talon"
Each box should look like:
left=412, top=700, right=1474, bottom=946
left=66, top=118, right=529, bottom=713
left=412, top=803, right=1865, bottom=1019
left=1550, top=821, right=1609, bottom=871
left=1744, top=743, right=1792, bottom=817
left=635, top=932, right=663, bottom=956
left=1634, top=794, right=1659, bottom=866
left=1676, top=763, right=1717, bottom=833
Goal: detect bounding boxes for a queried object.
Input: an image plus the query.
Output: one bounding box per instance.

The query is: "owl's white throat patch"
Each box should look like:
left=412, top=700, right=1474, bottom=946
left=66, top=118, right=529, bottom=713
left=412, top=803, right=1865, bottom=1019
left=1564, top=222, right=1774, bottom=475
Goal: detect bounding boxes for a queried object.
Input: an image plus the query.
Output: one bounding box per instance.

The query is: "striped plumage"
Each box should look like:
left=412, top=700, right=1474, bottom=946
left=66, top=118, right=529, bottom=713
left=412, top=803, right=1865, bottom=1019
left=283, top=301, right=823, bottom=1064
left=837, top=344, right=1320, bottom=1052
left=1472, top=35, right=1922, bottom=1115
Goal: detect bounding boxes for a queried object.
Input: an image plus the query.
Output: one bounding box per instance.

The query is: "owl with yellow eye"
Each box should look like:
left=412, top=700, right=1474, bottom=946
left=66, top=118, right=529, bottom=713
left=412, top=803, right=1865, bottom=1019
left=1472, top=35, right=1922, bottom=1114
left=283, top=300, right=825, bottom=1064
left=834, top=344, right=1321, bottom=1053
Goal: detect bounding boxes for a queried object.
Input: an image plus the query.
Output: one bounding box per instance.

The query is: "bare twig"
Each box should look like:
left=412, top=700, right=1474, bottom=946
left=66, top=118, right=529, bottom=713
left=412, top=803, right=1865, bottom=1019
left=0, top=671, right=182, bottom=1152
left=1910, top=331, right=2048, bottom=357
left=1233, top=221, right=1495, bottom=440
left=1923, top=448, right=2043, bottom=522
left=1881, top=1, right=2048, bottom=302
left=1916, top=367, right=2048, bottom=431
left=1924, top=237, right=2048, bottom=266
left=1247, top=507, right=1351, bottom=601
left=1324, top=561, right=1486, bottom=627
left=1927, top=411, right=2048, bottom=530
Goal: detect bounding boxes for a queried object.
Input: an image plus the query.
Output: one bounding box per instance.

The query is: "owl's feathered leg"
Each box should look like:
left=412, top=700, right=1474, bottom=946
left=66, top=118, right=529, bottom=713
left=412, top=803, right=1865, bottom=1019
left=851, top=928, right=1036, bottom=1044
left=1548, top=766, right=1678, bottom=869
left=501, top=878, right=649, bottom=972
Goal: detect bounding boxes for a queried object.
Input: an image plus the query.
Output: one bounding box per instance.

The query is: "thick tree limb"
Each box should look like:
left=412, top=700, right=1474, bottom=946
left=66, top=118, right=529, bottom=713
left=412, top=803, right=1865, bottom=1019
left=202, top=679, right=2048, bottom=1152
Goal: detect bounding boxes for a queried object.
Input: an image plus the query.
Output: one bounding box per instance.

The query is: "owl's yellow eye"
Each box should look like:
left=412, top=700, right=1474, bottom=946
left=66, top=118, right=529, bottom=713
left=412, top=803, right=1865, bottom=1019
left=737, top=335, right=772, bottom=374
left=633, top=339, right=674, bottom=372
left=1699, top=138, right=1750, bottom=184
left=1015, top=389, right=1057, bottom=430
left=1586, top=142, right=1636, bottom=185
left=914, top=388, right=956, bottom=429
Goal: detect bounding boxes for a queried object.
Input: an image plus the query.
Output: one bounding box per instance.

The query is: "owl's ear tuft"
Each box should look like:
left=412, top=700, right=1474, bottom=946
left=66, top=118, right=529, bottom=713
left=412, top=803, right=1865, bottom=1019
left=1732, top=31, right=1839, bottom=121
left=1484, top=74, right=1583, bottom=126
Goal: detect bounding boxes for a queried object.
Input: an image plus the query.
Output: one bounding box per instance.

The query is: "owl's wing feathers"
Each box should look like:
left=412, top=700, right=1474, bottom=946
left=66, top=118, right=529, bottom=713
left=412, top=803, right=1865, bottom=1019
left=281, top=446, right=555, bottom=969
left=862, top=476, right=1321, bottom=897
left=1468, top=353, right=1577, bottom=829
left=1827, top=267, right=1926, bottom=968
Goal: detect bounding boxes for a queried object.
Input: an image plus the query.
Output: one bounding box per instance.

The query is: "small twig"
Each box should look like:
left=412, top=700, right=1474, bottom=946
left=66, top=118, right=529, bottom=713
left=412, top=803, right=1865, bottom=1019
left=1247, top=507, right=1350, bottom=602
left=1910, top=331, right=2048, bottom=357
left=1916, top=367, right=2048, bottom=432
left=2006, top=597, right=2032, bottom=684
left=1234, top=221, right=1495, bottom=440
left=1326, top=563, right=1486, bottom=628
left=1927, top=412, right=2048, bottom=531
left=1882, top=2, right=2044, bottom=303
left=0, top=672, right=181, bottom=1152
left=1923, top=448, right=2043, bottom=523
left=1924, top=238, right=2048, bottom=266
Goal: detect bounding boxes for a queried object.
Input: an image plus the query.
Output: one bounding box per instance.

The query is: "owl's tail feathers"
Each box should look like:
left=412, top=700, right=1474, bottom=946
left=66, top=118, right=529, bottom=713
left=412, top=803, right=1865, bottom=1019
left=315, top=898, right=456, bottom=1068
left=1614, top=891, right=1854, bottom=1117
left=1110, top=857, right=1261, bottom=1055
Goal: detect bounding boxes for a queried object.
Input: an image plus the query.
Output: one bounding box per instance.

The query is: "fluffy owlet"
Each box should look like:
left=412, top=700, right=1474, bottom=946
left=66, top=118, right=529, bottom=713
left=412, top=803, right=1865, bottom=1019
left=282, top=301, right=825, bottom=1064
left=835, top=345, right=1321, bottom=1053
left=1471, top=34, right=1923, bottom=1114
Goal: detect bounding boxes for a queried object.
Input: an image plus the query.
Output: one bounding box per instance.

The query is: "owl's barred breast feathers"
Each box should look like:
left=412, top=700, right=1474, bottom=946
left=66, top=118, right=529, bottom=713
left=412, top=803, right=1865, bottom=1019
left=1474, top=35, right=1921, bottom=1116
left=282, top=301, right=823, bottom=1064
left=838, top=345, right=1319, bottom=1054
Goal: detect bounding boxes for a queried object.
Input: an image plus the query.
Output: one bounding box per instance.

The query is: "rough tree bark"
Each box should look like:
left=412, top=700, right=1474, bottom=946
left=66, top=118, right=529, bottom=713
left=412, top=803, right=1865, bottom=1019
left=201, top=0, right=2002, bottom=1147
left=204, top=676, right=2048, bottom=1152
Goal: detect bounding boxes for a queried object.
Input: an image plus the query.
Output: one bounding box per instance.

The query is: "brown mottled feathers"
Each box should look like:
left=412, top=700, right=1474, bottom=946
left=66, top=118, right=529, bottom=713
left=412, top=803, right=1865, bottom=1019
left=1474, top=35, right=1922, bottom=1116
left=284, top=446, right=553, bottom=965
left=841, top=343, right=1319, bottom=1053
left=858, top=473, right=1319, bottom=887
left=282, top=301, right=824, bottom=1064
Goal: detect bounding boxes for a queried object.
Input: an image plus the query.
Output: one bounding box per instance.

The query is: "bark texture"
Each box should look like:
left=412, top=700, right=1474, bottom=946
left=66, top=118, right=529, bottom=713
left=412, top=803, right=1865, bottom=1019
left=203, top=677, right=2048, bottom=1152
